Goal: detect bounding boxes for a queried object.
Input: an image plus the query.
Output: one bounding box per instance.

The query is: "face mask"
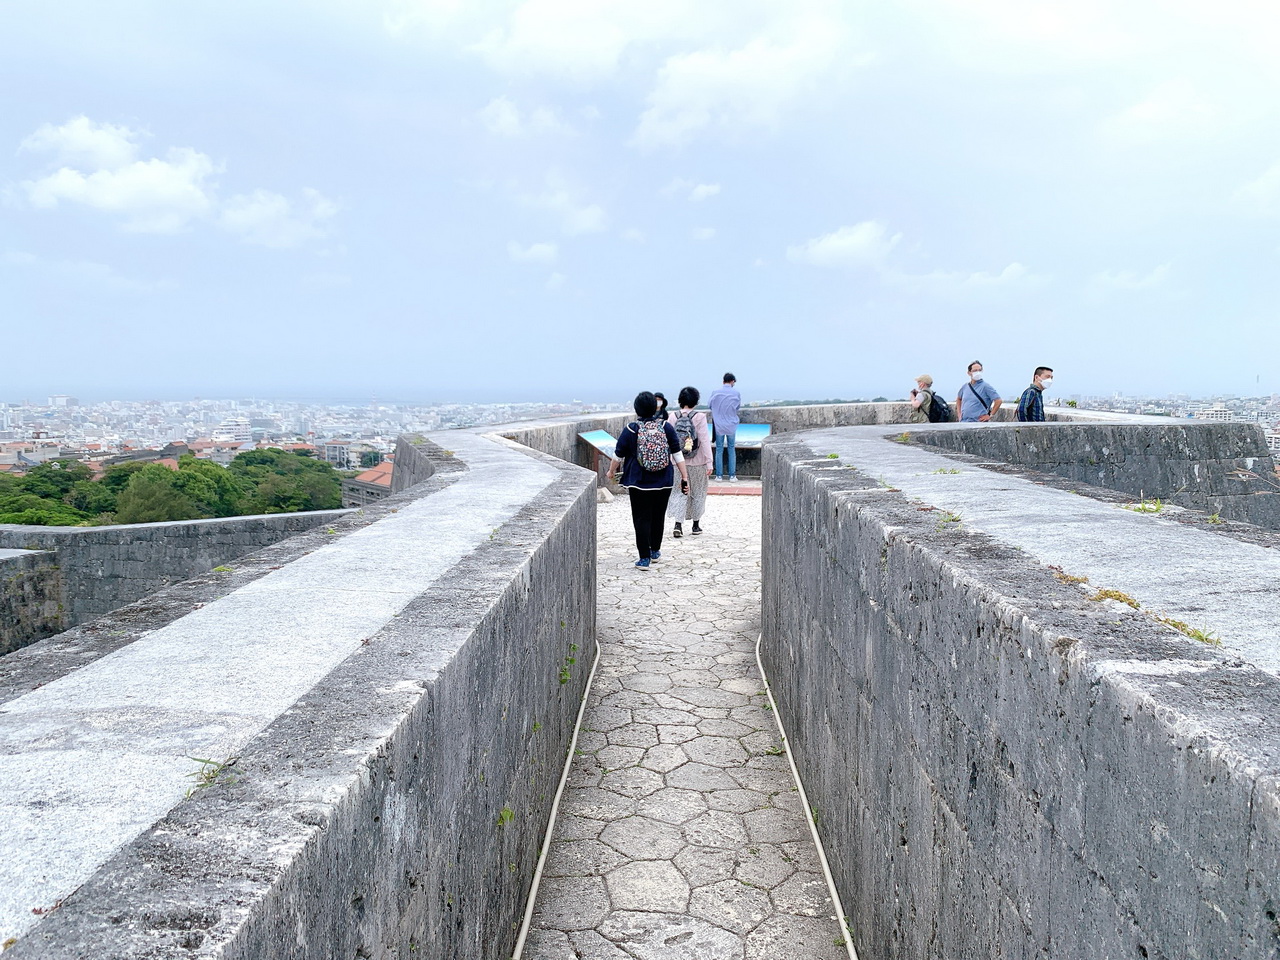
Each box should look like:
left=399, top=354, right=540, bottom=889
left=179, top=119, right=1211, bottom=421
left=1041, top=377, right=1053, bottom=388
left=970, top=370, right=982, bottom=380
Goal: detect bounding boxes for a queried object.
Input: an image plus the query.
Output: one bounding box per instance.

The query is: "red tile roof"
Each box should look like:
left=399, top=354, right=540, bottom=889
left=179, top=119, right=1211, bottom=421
left=352, top=460, right=393, bottom=487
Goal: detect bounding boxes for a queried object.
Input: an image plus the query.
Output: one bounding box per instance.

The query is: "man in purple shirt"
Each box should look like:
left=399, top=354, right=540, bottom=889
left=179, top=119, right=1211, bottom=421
left=708, top=372, right=741, bottom=482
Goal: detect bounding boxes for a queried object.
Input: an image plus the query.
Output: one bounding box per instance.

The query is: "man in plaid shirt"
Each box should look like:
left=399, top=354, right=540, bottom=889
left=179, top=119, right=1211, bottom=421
left=1016, top=367, right=1054, bottom=422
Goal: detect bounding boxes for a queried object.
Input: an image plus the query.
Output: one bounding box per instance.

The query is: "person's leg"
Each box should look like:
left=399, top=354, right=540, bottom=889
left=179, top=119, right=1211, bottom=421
left=727, top=432, right=737, bottom=479
left=628, top=488, right=650, bottom=559
left=649, top=487, right=672, bottom=556
left=688, top=469, right=708, bottom=525
left=715, top=432, right=726, bottom=478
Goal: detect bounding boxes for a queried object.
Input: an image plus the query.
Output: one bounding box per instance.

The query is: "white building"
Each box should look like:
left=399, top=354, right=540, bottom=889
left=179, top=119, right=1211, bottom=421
left=212, top=417, right=252, bottom=443
left=1194, top=404, right=1233, bottom=422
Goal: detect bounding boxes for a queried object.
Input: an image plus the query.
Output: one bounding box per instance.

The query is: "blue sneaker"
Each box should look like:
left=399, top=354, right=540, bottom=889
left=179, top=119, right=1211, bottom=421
left=634, top=558, right=650, bottom=569
left=650, top=550, right=661, bottom=562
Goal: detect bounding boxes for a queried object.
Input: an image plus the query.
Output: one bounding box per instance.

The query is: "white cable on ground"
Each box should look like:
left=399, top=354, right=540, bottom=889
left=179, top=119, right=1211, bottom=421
left=510, top=640, right=603, bottom=960
left=756, top=633, right=860, bottom=960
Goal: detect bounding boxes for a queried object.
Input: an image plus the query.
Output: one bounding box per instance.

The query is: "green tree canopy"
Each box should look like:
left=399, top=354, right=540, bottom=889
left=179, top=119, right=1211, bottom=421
left=0, top=490, right=88, bottom=525
left=113, top=464, right=204, bottom=524
left=3, top=448, right=341, bottom=526
left=229, top=448, right=341, bottom=513
left=101, top=460, right=151, bottom=494
left=175, top=455, right=247, bottom=517
left=21, top=459, right=94, bottom=501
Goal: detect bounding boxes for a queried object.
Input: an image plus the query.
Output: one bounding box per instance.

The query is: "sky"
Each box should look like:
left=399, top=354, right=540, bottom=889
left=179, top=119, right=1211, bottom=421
left=3, top=0, right=1280, bottom=404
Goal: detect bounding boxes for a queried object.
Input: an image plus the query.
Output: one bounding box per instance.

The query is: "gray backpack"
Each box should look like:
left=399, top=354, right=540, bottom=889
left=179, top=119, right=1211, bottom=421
left=673, top=410, right=699, bottom=456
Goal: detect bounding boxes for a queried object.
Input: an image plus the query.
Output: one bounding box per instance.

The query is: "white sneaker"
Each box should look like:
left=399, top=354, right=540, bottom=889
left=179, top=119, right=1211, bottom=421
left=713, top=475, right=723, bottom=481
left=728, top=476, right=738, bottom=483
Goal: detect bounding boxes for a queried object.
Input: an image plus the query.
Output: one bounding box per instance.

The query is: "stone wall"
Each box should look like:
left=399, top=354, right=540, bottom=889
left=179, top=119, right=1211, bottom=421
left=501, top=414, right=633, bottom=470
left=7, top=434, right=597, bottom=960
left=916, top=421, right=1280, bottom=528
left=390, top=434, right=442, bottom=493
left=0, top=551, right=63, bottom=655
left=0, top=509, right=348, bottom=633
left=760, top=432, right=1280, bottom=960
left=498, top=403, right=916, bottom=480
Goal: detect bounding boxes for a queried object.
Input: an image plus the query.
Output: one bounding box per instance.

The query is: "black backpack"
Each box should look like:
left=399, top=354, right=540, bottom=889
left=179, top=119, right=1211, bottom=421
left=926, top=391, right=954, bottom=423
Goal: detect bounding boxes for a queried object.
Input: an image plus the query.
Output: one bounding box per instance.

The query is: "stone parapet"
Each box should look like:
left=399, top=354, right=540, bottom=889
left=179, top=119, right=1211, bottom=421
left=3, top=432, right=596, bottom=960
left=761, top=428, right=1280, bottom=960
left=0, top=509, right=350, bottom=634
left=0, top=550, right=63, bottom=655
left=915, top=420, right=1280, bottom=528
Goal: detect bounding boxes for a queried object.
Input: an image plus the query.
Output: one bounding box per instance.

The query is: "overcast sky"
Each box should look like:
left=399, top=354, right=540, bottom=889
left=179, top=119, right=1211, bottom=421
left=3, top=1, right=1279, bottom=404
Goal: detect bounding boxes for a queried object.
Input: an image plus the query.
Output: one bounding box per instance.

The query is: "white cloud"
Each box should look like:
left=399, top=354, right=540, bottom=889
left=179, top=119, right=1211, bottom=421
left=1089, top=263, right=1171, bottom=294
left=1103, top=80, right=1215, bottom=142
left=1235, top=162, right=1280, bottom=215
left=788, top=221, right=1044, bottom=298
left=660, top=178, right=721, bottom=201
left=15, top=116, right=338, bottom=247
left=22, top=146, right=218, bottom=233
left=1093, top=263, right=1171, bottom=290
left=632, top=18, right=847, bottom=149
left=620, top=227, right=645, bottom=242
left=478, top=96, right=571, bottom=136
left=786, top=221, right=900, bottom=268
left=479, top=96, right=523, bottom=136
left=692, top=227, right=716, bottom=240
left=219, top=188, right=338, bottom=248
left=659, top=177, right=692, bottom=197
left=959, top=262, right=1032, bottom=288
left=894, top=261, right=1048, bottom=297
left=508, top=240, right=558, bottom=263
left=524, top=177, right=607, bottom=235
left=19, top=116, right=140, bottom=170
left=468, top=0, right=702, bottom=78
left=545, top=271, right=566, bottom=290
left=2, top=249, right=173, bottom=293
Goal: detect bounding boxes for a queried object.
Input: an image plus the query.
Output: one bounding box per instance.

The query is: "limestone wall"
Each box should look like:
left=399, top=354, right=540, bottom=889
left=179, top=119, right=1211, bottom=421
left=915, top=421, right=1280, bottom=528
left=761, top=432, right=1280, bottom=960
left=390, top=434, right=442, bottom=492
left=5, top=434, right=596, bottom=960
left=0, top=509, right=348, bottom=634
left=0, top=551, right=63, bottom=655
left=501, top=413, right=633, bottom=470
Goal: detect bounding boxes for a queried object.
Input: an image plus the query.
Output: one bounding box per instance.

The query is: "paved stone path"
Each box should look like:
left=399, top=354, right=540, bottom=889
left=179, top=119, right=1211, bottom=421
left=525, top=496, right=849, bottom=960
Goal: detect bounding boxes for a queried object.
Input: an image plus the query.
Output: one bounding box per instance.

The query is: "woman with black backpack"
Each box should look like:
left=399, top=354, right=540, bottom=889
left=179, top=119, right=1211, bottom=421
left=667, top=386, right=712, bottom=538
left=607, top=391, right=689, bottom=570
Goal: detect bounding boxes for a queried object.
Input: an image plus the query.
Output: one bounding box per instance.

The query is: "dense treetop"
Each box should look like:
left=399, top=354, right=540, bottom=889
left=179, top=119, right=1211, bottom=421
left=0, top=450, right=342, bottom=526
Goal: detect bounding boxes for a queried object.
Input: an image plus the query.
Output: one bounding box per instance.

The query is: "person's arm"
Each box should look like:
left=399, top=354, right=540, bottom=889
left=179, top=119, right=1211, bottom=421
left=696, top=412, right=713, bottom=474
left=666, top=423, right=690, bottom=490
left=955, top=395, right=964, bottom=421
left=986, top=395, right=1002, bottom=421
left=607, top=427, right=631, bottom=480
left=910, top=390, right=925, bottom=410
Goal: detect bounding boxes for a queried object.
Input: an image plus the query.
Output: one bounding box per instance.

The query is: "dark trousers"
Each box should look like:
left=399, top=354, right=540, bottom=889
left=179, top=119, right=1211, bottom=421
left=628, top=487, right=672, bottom=559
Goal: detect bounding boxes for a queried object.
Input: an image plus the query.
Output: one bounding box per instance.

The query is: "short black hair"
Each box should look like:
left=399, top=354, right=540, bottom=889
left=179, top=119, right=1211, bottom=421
left=678, top=386, right=700, bottom=408
left=1034, top=366, right=1053, bottom=378
left=967, top=360, right=983, bottom=373
left=723, top=372, right=736, bottom=383
left=633, top=391, right=658, bottom=418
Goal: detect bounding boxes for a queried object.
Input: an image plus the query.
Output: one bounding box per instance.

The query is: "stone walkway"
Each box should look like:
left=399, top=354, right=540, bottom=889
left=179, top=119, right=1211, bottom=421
left=524, top=496, right=849, bottom=959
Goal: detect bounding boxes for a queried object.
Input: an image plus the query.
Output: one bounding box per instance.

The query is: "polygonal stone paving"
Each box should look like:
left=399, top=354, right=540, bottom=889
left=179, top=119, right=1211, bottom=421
left=526, top=496, right=849, bottom=957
